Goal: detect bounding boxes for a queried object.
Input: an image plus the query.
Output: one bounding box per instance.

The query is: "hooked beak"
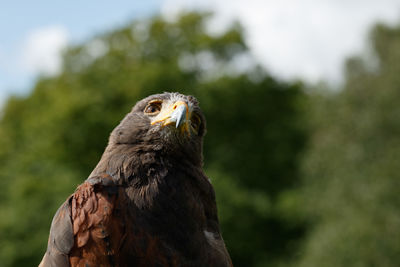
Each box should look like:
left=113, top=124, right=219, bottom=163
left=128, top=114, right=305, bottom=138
left=151, top=100, right=190, bottom=133
left=171, top=103, right=187, bottom=128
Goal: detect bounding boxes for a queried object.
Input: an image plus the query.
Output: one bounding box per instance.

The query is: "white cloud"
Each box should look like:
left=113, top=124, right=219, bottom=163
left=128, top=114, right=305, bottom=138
left=20, top=26, right=69, bottom=76
left=162, top=0, right=400, bottom=84
left=0, top=26, right=69, bottom=106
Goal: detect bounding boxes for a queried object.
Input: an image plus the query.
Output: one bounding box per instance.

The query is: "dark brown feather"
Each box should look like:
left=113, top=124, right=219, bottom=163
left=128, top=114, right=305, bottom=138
left=39, top=93, right=232, bottom=267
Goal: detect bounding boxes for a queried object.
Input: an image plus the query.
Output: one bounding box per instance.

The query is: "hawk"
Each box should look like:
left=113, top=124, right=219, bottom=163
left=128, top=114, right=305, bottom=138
left=39, top=92, right=232, bottom=267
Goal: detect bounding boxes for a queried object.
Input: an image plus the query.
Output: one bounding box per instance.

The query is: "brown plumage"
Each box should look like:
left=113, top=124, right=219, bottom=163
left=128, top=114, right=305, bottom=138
left=39, top=92, right=232, bottom=267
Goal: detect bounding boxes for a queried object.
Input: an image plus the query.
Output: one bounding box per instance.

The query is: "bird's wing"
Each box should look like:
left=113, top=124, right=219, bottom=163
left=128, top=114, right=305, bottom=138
left=39, top=174, right=125, bottom=267
left=39, top=197, right=74, bottom=267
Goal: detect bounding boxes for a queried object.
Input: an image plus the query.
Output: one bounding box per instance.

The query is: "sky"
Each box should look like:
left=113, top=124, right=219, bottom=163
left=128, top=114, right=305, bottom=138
left=1, top=0, right=400, bottom=105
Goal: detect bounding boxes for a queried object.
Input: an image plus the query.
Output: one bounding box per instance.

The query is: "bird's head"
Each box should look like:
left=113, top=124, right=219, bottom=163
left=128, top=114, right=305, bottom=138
left=109, top=92, right=206, bottom=165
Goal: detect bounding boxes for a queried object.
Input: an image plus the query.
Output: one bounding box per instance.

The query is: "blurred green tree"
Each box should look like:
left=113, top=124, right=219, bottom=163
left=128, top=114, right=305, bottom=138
left=0, top=12, right=307, bottom=266
left=298, top=22, right=400, bottom=266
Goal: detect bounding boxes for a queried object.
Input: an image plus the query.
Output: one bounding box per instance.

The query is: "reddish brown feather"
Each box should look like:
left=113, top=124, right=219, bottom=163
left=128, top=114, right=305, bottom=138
left=68, top=182, right=123, bottom=266
left=67, top=181, right=180, bottom=267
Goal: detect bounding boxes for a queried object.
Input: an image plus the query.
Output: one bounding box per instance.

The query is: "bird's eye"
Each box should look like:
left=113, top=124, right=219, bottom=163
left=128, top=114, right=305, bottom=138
left=190, top=114, right=201, bottom=133
left=144, top=101, right=162, bottom=114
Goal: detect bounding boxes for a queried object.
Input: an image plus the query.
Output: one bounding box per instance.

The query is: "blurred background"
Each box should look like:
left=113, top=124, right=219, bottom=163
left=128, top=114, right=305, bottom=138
left=1, top=1, right=400, bottom=266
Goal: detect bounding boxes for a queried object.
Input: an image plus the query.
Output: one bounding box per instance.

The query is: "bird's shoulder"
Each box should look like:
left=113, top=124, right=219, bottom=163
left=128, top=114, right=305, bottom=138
left=39, top=174, right=127, bottom=267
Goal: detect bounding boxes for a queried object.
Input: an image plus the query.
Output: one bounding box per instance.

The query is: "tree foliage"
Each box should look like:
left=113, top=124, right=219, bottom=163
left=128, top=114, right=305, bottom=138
left=0, top=13, right=307, bottom=267
left=298, top=22, right=400, bottom=267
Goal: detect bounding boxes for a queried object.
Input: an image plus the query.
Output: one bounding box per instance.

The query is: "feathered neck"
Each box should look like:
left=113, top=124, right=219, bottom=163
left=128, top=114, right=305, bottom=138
left=88, top=142, right=202, bottom=186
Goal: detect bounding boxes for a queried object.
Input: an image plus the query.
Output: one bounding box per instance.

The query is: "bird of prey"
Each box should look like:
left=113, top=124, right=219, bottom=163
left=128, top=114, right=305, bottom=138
left=39, top=92, right=232, bottom=267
